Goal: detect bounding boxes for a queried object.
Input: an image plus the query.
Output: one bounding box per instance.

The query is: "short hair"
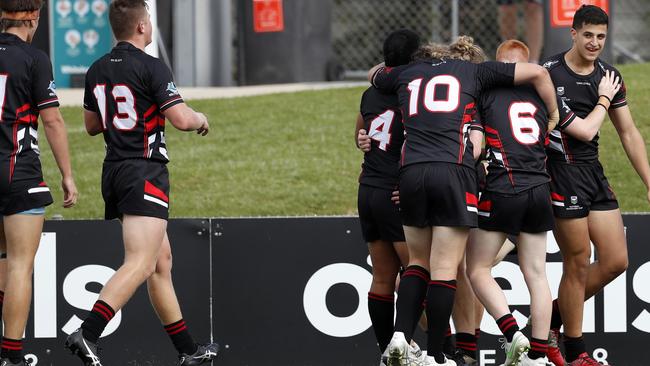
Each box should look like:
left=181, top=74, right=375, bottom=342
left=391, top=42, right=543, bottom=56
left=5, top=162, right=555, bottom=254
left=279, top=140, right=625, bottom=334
left=448, top=35, right=486, bottom=63
left=109, top=0, right=148, bottom=40
left=0, top=0, right=42, bottom=31
left=383, top=29, right=420, bottom=67
left=572, top=5, right=608, bottom=30
left=496, top=39, right=530, bottom=62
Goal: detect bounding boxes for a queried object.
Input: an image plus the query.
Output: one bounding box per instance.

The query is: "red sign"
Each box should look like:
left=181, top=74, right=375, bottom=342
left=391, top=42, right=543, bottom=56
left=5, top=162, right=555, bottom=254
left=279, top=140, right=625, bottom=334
left=551, top=0, right=609, bottom=28
left=253, top=0, right=284, bottom=33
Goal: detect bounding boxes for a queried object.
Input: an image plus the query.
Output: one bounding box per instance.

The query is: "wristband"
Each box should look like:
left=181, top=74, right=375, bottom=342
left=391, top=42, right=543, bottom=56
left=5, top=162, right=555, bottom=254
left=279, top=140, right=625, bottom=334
left=599, top=95, right=612, bottom=103
left=597, top=103, right=609, bottom=111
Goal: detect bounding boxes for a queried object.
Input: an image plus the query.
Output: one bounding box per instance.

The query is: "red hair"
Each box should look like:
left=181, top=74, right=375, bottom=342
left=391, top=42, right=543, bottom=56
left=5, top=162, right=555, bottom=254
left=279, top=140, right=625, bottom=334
left=496, top=40, right=530, bottom=62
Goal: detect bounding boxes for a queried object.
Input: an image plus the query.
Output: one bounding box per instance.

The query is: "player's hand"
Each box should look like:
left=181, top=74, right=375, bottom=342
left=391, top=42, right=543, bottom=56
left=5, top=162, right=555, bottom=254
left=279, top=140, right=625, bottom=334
left=196, top=113, right=209, bottom=136
left=391, top=190, right=400, bottom=206
left=62, top=176, right=78, bottom=208
left=358, top=129, right=371, bottom=152
left=598, top=70, right=621, bottom=102
left=646, top=188, right=650, bottom=205
left=548, top=108, right=559, bottom=131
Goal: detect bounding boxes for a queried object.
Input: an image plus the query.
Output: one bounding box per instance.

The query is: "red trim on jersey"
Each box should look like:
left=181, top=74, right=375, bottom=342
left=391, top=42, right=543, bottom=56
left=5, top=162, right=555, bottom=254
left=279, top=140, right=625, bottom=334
left=144, top=180, right=168, bottom=203
left=551, top=192, right=564, bottom=201
left=9, top=123, right=18, bottom=182
left=458, top=102, right=475, bottom=164
left=39, top=181, right=47, bottom=187
left=37, top=97, right=59, bottom=108
left=478, top=200, right=491, bottom=211
left=486, top=136, right=502, bottom=149
left=160, top=96, right=183, bottom=111
left=143, top=104, right=158, bottom=120
left=465, top=192, right=478, bottom=206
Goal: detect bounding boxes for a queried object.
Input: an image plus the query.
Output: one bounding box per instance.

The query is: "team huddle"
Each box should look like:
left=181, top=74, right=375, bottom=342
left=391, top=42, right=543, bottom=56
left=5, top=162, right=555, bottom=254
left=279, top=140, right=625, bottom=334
left=356, top=5, right=649, bottom=366
left=0, top=0, right=216, bottom=365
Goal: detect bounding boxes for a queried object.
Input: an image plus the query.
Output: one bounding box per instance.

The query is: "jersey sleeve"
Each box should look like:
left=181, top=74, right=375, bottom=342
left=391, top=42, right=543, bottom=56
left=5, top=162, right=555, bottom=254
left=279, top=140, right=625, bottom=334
left=149, top=59, right=184, bottom=112
left=83, top=66, right=97, bottom=112
left=468, top=102, right=483, bottom=132
left=31, top=51, right=60, bottom=110
left=557, top=96, right=577, bottom=130
left=475, top=61, right=516, bottom=94
left=371, top=64, right=407, bottom=93
left=610, top=68, right=627, bottom=109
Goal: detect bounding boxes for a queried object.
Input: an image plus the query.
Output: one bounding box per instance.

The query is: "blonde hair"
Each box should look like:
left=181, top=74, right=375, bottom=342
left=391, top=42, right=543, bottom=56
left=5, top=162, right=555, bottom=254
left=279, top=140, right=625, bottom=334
left=448, top=35, right=487, bottom=63
left=413, top=42, right=451, bottom=60
left=496, top=39, right=530, bottom=63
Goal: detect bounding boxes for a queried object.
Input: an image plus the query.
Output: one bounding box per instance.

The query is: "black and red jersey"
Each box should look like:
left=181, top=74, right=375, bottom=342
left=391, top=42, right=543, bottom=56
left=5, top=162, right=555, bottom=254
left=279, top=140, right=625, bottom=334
left=372, top=59, right=515, bottom=168
left=359, top=86, right=404, bottom=190
left=0, top=33, right=59, bottom=184
left=543, top=51, right=627, bottom=165
left=84, top=42, right=184, bottom=163
left=476, top=85, right=550, bottom=194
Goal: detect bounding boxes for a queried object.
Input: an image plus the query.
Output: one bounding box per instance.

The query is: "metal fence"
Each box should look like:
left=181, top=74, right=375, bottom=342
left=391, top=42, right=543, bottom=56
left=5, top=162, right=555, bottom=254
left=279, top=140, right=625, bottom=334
left=332, top=0, right=650, bottom=78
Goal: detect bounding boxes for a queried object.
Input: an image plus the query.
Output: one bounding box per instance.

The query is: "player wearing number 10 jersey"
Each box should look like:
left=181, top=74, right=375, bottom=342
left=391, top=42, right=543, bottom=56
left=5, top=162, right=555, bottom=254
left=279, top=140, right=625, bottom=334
left=65, top=1, right=217, bottom=366
left=370, top=35, right=559, bottom=365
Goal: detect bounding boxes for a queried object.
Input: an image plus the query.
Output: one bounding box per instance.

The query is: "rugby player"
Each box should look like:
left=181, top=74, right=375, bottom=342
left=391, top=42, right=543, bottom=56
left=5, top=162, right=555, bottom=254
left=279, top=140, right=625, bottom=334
left=466, top=39, right=620, bottom=366
left=542, top=5, right=650, bottom=365
left=369, top=35, right=558, bottom=366
left=64, top=1, right=217, bottom=365
left=355, top=29, right=425, bottom=366
left=0, top=1, right=78, bottom=365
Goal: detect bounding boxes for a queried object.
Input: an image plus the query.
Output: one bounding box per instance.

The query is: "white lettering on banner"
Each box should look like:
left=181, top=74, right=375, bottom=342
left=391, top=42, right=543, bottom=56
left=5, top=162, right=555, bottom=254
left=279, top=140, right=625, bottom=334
left=303, top=263, right=372, bottom=337
left=632, top=262, right=650, bottom=332
left=34, top=233, right=57, bottom=337
left=62, top=265, right=122, bottom=337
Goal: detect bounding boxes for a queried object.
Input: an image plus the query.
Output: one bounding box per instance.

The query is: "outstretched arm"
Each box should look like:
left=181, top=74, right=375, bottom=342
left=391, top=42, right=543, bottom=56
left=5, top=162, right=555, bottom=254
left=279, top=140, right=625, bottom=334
left=563, top=70, right=621, bottom=141
left=163, top=103, right=209, bottom=136
left=610, top=105, right=650, bottom=204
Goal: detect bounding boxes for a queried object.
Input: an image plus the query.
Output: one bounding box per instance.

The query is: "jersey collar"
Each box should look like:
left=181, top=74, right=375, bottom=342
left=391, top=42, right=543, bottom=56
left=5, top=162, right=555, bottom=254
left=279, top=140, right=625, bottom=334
left=113, top=41, right=141, bottom=52
left=0, top=32, right=25, bottom=45
left=560, top=50, right=599, bottom=80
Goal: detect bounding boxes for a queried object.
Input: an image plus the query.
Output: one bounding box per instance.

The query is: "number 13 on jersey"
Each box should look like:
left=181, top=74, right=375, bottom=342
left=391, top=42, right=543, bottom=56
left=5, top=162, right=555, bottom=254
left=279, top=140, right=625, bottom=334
left=93, top=84, right=138, bottom=130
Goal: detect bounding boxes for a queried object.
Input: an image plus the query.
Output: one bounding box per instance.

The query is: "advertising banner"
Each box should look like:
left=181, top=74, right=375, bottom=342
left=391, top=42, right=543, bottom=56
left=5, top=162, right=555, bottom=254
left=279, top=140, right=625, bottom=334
left=10, top=215, right=650, bottom=365
left=48, top=0, right=112, bottom=87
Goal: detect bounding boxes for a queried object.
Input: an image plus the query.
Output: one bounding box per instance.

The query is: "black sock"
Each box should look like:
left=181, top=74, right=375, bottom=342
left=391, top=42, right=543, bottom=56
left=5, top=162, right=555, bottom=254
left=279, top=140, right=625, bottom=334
left=564, top=335, right=585, bottom=362
left=443, top=326, right=455, bottom=356
left=426, top=280, right=457, bottom=364
left=1, top=337, right=23, bottom=363
left=456, top=332, right=477, bottom=360
left=496, top=313, right=519, bottom=342
left=528, top=337, right=548, bottom=360
left=475, top=328, right=481, bottom=347
left=164, top=319, right=198, bottom=355
left=550, top=299, right=563, bottom=330
left=81, top=300, right=115, bottom=344
left=368, top=292, right=395, bottom=353
left=394, top=265, right=429, bottom=342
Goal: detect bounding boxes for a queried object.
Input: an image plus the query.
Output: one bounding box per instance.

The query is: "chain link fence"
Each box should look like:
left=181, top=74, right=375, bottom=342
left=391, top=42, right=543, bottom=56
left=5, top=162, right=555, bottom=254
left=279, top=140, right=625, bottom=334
left=332, top=0, right=650, bottom=78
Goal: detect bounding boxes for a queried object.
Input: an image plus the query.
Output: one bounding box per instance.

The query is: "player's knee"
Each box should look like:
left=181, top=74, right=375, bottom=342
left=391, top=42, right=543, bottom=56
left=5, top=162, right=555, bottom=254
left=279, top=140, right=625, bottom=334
left=602, top=254, right=628, bottom=281
left=521, top=262, right=546, bottom=282
left=155, top=251, right=173, bottom=274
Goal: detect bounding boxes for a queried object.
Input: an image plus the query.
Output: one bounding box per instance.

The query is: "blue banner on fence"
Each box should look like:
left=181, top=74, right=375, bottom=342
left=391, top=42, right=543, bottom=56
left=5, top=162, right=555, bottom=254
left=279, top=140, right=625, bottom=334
left=49, top=0, right=112, bottom=87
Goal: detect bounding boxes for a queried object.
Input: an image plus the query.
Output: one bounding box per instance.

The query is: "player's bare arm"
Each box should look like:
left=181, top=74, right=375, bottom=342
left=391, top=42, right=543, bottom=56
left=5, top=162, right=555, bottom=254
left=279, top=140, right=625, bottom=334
left=367, top=62, right=385, bottom=83
left=609, top=105, right=650, bottom=203
left=83, top=110, right=103, bottom=136
left=469, top=129, right=483, bottom=161
left=40, top=107, right=78, bottom=208
left=563, top=70, right=621, bottom=141
left=356, top=113, right=371, bottom=152
left=163, top=103, right=209, bottom=136
left=513, top=63, right=559, bottom=126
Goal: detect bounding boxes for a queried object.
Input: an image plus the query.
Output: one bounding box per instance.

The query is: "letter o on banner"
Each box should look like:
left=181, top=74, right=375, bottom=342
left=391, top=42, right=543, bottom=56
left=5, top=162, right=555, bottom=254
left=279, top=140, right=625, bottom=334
left=303, top=263, right=372, bottom=337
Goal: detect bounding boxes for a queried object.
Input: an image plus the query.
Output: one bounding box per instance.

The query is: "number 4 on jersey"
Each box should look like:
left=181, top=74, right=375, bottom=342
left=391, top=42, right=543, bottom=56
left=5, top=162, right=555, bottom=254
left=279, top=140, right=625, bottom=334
left=368, top=110, right=395, bottom=151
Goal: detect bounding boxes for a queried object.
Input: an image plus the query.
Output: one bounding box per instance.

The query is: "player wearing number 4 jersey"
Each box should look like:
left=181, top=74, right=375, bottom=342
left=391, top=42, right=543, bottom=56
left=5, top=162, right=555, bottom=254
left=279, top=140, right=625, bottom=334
left=369, top=35, right=559, bottom=366
left=0, top=1, right=78, bottom=365
left=541, top=5, right=650, bottom=366
left=64, top=1, right=217, bottom=366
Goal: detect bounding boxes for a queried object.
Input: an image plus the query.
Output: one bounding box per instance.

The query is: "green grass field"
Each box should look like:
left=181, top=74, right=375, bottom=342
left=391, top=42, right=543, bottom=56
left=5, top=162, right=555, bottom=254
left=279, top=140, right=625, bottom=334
left=39, top=63, right=650, bottom=219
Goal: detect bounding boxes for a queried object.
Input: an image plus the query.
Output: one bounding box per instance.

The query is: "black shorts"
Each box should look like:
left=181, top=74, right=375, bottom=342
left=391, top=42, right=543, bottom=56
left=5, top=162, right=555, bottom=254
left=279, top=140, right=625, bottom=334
left=399, top=162, right=478, bottom=228
left=497, top=0, right=542, bottom=5
left=0, top=177, right=53, bottom=216
left=478, top=183, right=554, bottom=236
left=358, top=184, right=405, bottom=243
left=102, top=159, right=170, bottom=220
left=548, top=162, right=618, bottom=219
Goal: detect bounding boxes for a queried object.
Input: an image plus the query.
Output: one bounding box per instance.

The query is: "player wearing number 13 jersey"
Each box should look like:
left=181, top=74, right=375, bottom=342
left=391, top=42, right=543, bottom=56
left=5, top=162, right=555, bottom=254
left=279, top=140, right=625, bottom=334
left=370, top=35, right=559, bottom=365
left=65, top=1, right=217, bottom=366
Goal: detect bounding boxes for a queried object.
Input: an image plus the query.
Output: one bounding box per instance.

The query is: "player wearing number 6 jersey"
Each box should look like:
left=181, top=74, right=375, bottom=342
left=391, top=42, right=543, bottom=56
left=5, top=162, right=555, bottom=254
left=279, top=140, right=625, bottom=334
left=369, top=35, right=558, bottom=366
left=64, top=1, right=217, bottom=366
left=0, top=1, right=78, bottom=364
